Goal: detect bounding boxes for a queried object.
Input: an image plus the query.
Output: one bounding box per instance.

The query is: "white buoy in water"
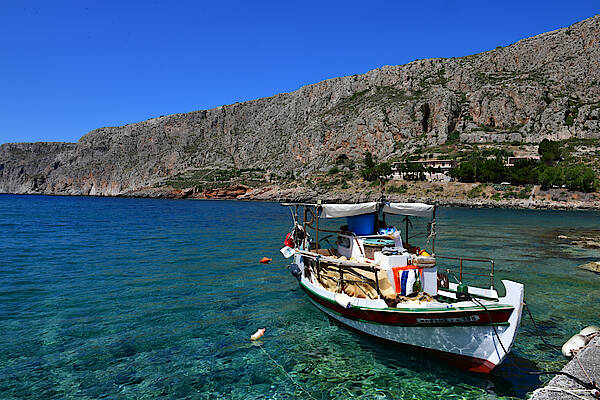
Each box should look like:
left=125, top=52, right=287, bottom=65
left=579, top=325, right=600, bottom=337
left=250, top=328, right=266, bottom=341
left=561, top=334, right=590, bottom=357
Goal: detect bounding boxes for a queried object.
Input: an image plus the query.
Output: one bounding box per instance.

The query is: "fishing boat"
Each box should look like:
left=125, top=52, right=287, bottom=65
left=280, top=201, right=524, bottom=373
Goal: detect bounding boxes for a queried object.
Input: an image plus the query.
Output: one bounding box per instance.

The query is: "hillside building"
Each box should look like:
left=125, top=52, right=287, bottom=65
left=392, top=159, right=457, bottom=182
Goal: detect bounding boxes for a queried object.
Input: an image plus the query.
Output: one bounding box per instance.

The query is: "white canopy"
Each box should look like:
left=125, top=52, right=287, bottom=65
left=319, top=202, right=378, bottom=218
left=316, top=202, right=434, bottom=219
left=383, top=202, right=435, bottom=218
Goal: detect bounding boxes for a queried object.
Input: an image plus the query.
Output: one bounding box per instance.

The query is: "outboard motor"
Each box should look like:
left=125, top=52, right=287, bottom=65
left=289, top=263, right=302, bottom=280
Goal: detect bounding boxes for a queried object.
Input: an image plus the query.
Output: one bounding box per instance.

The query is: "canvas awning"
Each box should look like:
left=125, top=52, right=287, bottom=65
left=382, top=202, right=435, bottom=218
left=316, top=202, right=434, bottom=219
left=319, top=202, right=378, bottom=218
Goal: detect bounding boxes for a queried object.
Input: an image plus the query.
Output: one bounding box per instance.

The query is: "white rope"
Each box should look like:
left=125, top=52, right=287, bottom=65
left=427, top=220, right=436, bottom=245
left=574, top=351, right=595, bottom=390
left=257, top=344, right=319, bottom=400
left=288, top=206, right=296, bottom=225
left=572, top=333, right=600, bottom=392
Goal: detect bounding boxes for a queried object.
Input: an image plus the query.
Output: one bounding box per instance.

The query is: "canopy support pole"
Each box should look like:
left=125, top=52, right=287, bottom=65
left=374, top=270, right=381, bottom=299
left=432, top=207, right=437, bottom=253
left=316, top=213, right=319, bottom=252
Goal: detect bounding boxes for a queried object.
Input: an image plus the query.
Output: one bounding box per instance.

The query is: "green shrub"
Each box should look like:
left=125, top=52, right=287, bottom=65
left=517, top=187, right=531, bottom=199
left=565, top=107, right=578, bottom=126
left=397, top=161, right=426, bottom=181
left=387, top=184, right=407, bottom=194
left=467, top=185, right=484, bottom=198
left=446, top=130, right=460, bottom=144
left=537, top=165, right=597, bottom=192
left=538, top=139, right=562, bottom=162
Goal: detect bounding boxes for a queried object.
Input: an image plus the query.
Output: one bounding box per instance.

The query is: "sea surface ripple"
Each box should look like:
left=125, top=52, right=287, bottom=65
left=1, top=195, right=599, bottom=399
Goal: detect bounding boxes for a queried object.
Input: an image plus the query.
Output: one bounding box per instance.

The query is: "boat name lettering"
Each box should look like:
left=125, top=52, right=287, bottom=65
left=416, top=315, right=480, bottom=324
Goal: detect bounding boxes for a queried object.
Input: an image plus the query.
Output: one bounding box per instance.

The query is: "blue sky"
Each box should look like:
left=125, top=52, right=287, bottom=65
left=1, top=1, right=598, bottom=144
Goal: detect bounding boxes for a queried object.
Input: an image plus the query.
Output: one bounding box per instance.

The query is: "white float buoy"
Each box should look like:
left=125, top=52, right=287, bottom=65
left=561, top=334, right=590, bottom=357
left=251, top=328, right=266, bottom=340
left=579, top=325, right=600, bottom=337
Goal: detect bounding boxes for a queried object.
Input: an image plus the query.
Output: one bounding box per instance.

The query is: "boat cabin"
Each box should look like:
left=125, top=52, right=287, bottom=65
left=281, top=201, right=498, bottom=306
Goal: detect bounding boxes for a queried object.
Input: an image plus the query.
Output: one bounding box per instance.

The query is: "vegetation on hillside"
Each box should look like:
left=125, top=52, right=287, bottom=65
left=360, top=152, right=391, bottom=182
left=449, top=140, right=597, bottom=192
left=164, top=167, right=265, bottom=190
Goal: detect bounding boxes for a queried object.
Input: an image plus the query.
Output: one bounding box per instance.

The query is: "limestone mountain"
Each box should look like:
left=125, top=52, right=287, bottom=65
left=1, top=15, right=599, bottom=196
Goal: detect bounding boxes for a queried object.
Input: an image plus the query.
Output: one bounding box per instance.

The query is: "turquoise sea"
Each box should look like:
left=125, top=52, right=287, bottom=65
left=1, top=195, right=599, bottom=399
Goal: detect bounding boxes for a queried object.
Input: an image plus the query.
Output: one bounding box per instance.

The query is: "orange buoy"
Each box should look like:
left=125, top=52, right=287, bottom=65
left=259, top=257, right=272, bottom=264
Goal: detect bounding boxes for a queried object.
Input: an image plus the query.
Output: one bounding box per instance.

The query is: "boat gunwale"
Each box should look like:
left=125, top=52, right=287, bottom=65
left=299, top=280, right=514, bottom=315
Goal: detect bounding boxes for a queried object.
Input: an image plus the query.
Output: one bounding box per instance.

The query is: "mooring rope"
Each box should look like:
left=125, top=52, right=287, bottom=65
left=257, top=344, right=319, bottom=400
left=523, top=300, right=562, bottom=352
left=470, top=296, right=509, bottom=357
left=514, top=303, right=600, bottom=396
left=572, top=335, right=600, bottom=393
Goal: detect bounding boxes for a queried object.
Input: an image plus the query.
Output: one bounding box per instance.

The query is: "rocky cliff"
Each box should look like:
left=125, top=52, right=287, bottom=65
left=2, top=16, right=600, bottom=196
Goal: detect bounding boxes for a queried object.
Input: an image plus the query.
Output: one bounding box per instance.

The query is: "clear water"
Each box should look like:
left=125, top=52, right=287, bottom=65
left=0, top=195, right=599, bottom=399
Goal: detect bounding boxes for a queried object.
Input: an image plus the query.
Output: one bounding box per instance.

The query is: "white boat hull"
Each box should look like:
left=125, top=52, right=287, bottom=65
left=301, top=277, right=524, bottom=373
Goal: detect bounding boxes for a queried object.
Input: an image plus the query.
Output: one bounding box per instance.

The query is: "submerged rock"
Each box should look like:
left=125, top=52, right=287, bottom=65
left=569, top=238, right=600, bottom=249
left=555, top=229, right=600, bottom=249
left=578, top=261, right=600, bottom=273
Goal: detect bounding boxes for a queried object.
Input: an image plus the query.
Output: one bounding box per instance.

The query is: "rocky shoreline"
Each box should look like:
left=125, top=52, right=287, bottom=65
left=113, top=183, right=600, bottom=211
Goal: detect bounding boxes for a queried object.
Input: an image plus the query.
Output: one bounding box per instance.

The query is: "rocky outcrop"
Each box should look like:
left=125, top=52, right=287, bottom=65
left=0, top=142, right=77, bottom=194
left=578, top=261, right=600, bottom=273
left=2, top=16, right=600, bottom=196
left=198, top=185, right=252, bottom=199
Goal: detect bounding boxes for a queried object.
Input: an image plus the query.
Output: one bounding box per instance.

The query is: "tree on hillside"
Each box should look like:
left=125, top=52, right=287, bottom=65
left=538, top=139, right=562, bottom=163
left=399, top=162, right=426, bottom=181
left=361, top=152, right=391, bottom=182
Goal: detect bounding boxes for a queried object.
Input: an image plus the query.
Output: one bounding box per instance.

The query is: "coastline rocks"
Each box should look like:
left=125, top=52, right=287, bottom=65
left=197, top=185, right=251, bottom=199
left=578, top=261, right=600, bottom=273
left=121, top=186, right=180, bottom=198
left=121, top=185, right=253, bottom=200
left=236, top=184, right=600, bottom=210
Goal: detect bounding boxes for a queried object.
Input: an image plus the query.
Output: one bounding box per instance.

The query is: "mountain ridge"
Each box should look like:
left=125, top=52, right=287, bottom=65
left=1, top=15, right=599, bottom=196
